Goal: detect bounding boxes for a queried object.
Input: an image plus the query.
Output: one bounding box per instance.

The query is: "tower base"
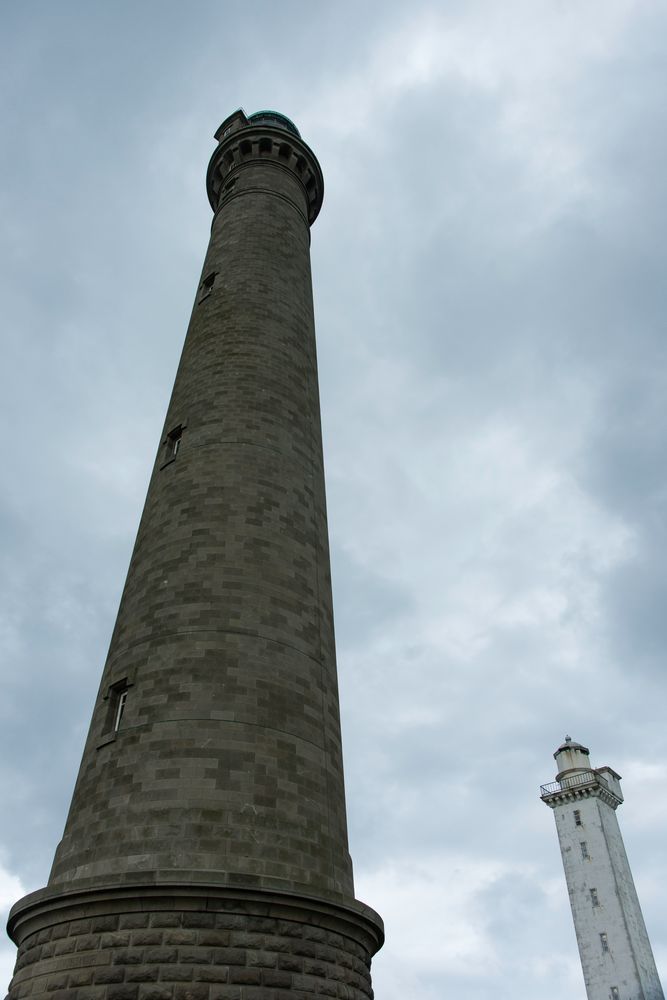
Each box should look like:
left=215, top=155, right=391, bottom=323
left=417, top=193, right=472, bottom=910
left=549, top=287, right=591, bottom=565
left=7, top=882, right=383, bottom=999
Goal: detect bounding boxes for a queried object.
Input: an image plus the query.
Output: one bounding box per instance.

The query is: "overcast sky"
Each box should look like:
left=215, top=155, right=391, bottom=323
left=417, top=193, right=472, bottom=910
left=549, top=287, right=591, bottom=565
left=2, top=2, right=667, bottom=997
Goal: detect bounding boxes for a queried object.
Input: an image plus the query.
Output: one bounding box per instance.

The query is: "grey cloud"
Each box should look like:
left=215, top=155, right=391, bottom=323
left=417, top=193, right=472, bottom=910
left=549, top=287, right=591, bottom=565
left=3, top=3, right=667, bottom=999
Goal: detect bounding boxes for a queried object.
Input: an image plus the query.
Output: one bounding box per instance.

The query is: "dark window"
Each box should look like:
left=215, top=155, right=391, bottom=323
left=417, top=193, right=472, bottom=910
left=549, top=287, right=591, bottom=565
left=574, top=809, right=582, bottom=826
left=590, top=888, right=599, bottom=907
left=105, top=680, right=130, bottom=735
left=581, top=842, right=590, bottom=860
left=198, top=271, right=217, bottom=302
left=114, top=688, right=128, bottom=731
left=610, top=988, right=619, bottom=1000
left=600, top=933, right=609, bottom=953
left=164, top=425, right=183, bottom=463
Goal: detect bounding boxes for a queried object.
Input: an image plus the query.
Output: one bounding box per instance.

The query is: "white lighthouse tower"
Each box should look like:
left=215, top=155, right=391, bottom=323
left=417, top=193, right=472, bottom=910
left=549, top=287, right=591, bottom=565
left=541, top=737, right=664, bottom=1000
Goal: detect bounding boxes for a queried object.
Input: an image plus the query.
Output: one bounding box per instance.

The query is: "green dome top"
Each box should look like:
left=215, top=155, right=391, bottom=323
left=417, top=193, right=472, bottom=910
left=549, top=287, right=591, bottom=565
left=248, top=110, right=301, bottom=137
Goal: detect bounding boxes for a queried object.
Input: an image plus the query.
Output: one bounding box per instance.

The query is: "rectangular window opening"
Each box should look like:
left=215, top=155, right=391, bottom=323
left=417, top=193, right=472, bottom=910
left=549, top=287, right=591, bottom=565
left=165, top=425, right=183, bottom=462
left=114, top=688, right=128, bottom=732
left=581, top=841, right=590, bottom=860
left=97, top=678, right=133, bottom=748
left=610, top=988, right=619, bottom=1000
left=198, top=271, right=217, bottom=301
left=104, top=679, right=131, bottom=737
left=600, top=933, right=609, bottom=953
left=590, top=888, right=599, bottom=907
left=574, top=809, right=582, bottom=826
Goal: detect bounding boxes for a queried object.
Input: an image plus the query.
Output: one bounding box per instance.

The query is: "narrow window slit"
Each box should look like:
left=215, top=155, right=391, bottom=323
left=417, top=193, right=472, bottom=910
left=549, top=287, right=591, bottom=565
left=102, top=678, right=132, bottom=740
left=165, top=425, right=183, bottom=462
left=114, top=689, right=128, bottom=731
left=198, top=271, right=217, bottom=302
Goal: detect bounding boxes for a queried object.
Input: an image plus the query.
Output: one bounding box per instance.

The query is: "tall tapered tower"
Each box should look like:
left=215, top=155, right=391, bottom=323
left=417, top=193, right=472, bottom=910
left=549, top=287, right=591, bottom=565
left=6, top=109, right=383, bottom=999
left=541, top=737, right=663, bottom=1000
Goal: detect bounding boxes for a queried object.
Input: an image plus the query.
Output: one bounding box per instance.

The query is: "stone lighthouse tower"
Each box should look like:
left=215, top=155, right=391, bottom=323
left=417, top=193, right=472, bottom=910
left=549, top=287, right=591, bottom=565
left=541, top=737, right=663, bottom=1000
left=6, top=109, right=383, bottom=999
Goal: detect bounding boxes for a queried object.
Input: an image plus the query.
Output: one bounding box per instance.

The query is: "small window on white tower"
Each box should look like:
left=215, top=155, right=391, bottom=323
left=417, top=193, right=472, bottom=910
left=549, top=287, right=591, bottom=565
left=600, top=933, right=609, bottom=953
left=590, top=888, right=599, bottom=907
left=610, top=988, right=619, bottom=1000
left=581, top=841, right=590, bottom=860
left=574, top=809, right=582, bottom=826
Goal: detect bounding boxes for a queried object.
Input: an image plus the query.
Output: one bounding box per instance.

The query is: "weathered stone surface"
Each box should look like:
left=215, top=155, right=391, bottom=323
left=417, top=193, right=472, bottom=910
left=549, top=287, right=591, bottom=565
left=6, top=109, right=383, bottom=998
left=7, top=886, right=380, bottom=999
left=46, top=113, right=350, bottom=903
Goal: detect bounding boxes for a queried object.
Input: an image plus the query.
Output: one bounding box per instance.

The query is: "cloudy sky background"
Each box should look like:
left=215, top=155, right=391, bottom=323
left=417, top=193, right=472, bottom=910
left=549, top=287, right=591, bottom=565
left=2, top=2, right=667, bottom=997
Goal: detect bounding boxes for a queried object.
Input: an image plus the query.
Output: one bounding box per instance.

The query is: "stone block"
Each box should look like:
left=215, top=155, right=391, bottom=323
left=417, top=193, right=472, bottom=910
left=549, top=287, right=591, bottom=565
left=211, top=948, right=245, bottom=967
left=181, top=914, right=215, bottom=930
left=102, top=932, right=131, bottom=949
left=113, top=949, right=145, bottom=966
left=120, top=914, right=151, bottom=930
left=196, top=931, right=229, bottom=948
left=150, top=914, right=181, bottom=929
left=45, top=974, right=69, bottom=991
left=163, top=931, right=196, bottom=947
left=167, top=965, right=194, bottom=982
left=173, top=986, right=211, bottom=1000
left=94, top=966, right=125, bottom=984
left=260, top=969, right=292, bottom=987
left=131, top=931, right=163, bottom=947
left=137, top=988, right=174, bottom=1000
left=209, top=988, right=241, bottom=1000
left=67, top=968, right=94, bottom=987
left=277, top=954, right=303, bottom=972
left=108, top=988, right=141, bottom=1000
left=177, top=949, right=211, bottom=965
left=228, top=967, right=260, bottom=985
left=126, top=967, right=160, bottom=983
left=75, top=934, right=100, bottom=952
left=144, top=948, right=178, bottom=965
left=92, top=916, right=119, bottom=933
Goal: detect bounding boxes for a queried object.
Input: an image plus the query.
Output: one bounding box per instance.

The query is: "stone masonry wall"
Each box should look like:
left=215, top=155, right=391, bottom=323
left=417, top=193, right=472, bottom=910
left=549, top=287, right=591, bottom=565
left=48, top=138, right=353, bottom=900
left=7, top=891, right=379, bottom=1000
left=6, top=116, right=384, bottom=1000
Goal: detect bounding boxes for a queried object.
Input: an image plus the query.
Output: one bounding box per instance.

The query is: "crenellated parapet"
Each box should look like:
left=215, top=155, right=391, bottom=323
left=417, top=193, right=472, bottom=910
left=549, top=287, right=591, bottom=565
left=207, top=108, right=324, bottom=224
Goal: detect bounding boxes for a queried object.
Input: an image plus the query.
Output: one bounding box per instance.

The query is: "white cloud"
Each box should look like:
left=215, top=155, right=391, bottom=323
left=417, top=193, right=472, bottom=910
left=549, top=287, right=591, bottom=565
left=357, top=854, right=508, bottom=977
left=356, top=850, right=581, bottom=1000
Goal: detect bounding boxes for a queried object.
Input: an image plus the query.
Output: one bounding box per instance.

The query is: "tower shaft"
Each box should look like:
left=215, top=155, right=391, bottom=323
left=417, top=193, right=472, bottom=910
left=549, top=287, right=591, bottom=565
left=7, top=110, right=382, bottom=1000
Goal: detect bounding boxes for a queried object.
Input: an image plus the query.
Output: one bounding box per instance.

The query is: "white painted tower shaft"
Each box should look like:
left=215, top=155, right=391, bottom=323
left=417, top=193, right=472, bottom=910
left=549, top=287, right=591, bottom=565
left=541, top=738, right=663, bottom=1000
